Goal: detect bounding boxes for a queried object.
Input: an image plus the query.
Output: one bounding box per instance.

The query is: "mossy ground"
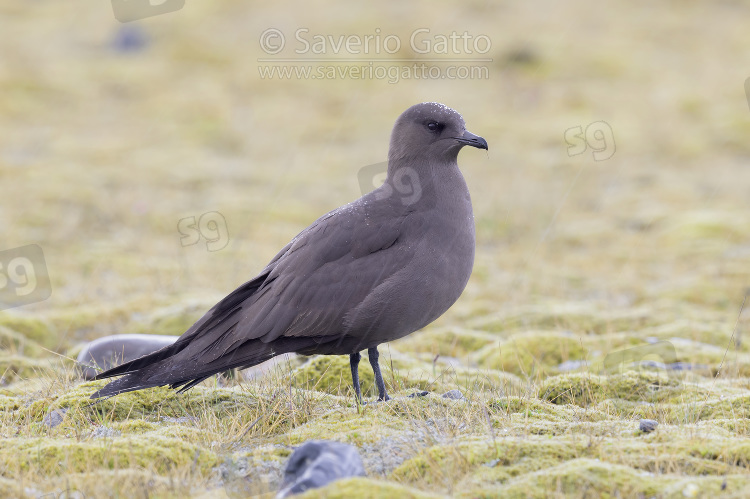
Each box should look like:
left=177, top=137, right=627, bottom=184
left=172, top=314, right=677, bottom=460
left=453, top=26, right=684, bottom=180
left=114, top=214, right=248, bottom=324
left=2, top=1, right=750, bottom=497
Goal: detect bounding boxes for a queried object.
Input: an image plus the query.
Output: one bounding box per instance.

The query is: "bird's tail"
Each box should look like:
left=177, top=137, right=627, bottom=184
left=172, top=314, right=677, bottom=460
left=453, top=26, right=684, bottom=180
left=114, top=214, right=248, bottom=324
left=89, top=336, right=320, bottom=399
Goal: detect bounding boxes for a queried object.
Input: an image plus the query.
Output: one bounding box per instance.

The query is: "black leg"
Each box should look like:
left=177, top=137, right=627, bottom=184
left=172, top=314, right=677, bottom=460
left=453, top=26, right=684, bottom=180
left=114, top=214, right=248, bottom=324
left=368, top=346, right=390, bottom=401
left=349, top=352, right=362, bottom=403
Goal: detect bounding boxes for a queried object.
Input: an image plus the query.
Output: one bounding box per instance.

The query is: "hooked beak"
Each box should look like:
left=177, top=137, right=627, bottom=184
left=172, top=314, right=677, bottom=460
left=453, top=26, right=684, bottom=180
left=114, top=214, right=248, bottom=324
left=454, top=130, right=488, bottom=150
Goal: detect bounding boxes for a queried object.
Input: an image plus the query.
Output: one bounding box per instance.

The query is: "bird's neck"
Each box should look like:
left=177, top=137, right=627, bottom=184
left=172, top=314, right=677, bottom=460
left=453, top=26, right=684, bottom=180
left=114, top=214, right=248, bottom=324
left=383, top=157, right=472, bottom=216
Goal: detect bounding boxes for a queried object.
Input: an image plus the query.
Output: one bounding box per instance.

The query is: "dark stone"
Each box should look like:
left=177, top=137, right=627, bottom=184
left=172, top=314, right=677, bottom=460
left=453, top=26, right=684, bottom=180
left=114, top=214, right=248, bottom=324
left=112, top=25, right=149, bottom=52
left=639, top=419, right=658, bottom=433
left=277, top=440, right=365, bottom=498
left=442, top=389, right=465, bottom=400
left=408, top=391, right=430, bottom=398
left=43, top=408, right=67, bottom=428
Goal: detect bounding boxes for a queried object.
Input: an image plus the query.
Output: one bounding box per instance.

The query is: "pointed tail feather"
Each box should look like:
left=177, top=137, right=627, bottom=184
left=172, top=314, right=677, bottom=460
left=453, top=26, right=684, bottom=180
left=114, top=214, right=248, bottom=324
left=93, top=342, right=182, bottom=381
left=89, top=336, right=323, bottom=399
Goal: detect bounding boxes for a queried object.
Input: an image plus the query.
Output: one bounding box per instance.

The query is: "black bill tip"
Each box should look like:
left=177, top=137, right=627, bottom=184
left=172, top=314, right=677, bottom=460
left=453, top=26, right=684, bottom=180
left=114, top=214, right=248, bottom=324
left=455, top=130, right=488, bottom=150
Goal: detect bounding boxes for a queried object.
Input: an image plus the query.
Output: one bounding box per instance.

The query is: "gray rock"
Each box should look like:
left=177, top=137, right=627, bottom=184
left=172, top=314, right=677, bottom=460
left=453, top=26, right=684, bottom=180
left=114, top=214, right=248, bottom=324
left=442, top=389, right=465, bottom=400
left=666, top=361, right=709, bottom=371
left=639, top=419, right=658, bottom=433
left=277, top=441, right=365, bottom=498
left=76, top=334, right=179, bottom=380
left=43, top=408, right=67, bottom=428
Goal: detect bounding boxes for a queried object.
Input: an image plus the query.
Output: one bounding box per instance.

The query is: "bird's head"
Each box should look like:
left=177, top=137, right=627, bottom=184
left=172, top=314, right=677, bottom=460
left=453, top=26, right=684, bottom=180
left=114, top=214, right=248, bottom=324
left=388, top=102, right=488, bottom=165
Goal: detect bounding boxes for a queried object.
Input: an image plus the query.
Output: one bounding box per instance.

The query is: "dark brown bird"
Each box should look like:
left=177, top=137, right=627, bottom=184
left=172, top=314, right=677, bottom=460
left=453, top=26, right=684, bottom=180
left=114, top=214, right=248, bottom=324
left=91, top=102, right=488, bottom=402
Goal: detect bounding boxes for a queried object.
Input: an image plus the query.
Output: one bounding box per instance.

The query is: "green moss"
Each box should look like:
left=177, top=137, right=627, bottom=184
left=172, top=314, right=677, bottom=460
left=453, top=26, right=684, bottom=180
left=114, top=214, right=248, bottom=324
left=283, top=405, right=397, bottom=446
left=155, top=424, right=217, bottom=443
left=469, top=303, right=653, bottom=335
left=0, top=354, right=62, bottom=383
left=393, top=437, right=586, bottom=490
left=42, top=297, right=211, bottom=349
left=0, top=477, right=24, bottom=499
left=39, top=469, right=176, bottom=499
left=539, top=371, right=686, bottom=406
left=0, top=313, right=57, bottom=350
left=408, top=364, right=522, bottom=397
left=478, top=332, right=587, bottom=377
left=64, top=342, right=88, bottom=363
left=704, top=418, right=750, bottom=435
left=22, top=380, right=262, bottom=424
left=251, top=443, right=292, bottom=461
left=131, top=301, right=211, bottom=336
left=109, top=419, right=160, bottom=434
left=364, top=356, right=497, bottom=397
left=637, top=320, right=748, bottom=353
left=46, top=304, right=134, bottom=341
left=0, top=325, right=45, bottom=357
left=489, top=396, right=576, bottom=421
left=482, top=458, right=660, bottom=498
left=294, top=355, right=374, bottom=397
left=393, top=433, right=750, bottom=497
left=693, top=394, right=750, bottom=421
left=297, top=477, right=441, bottom=498
left=394, top=327, right=497, bottom=359
left=0, top=434, right=217, bottom=475
left=665, top=211, right=749, bottom=242
left=0, top=394, right=20, bottom=411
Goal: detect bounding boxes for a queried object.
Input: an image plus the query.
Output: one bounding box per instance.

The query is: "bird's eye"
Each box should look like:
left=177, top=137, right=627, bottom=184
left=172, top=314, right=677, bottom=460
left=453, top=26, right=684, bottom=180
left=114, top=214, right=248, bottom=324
left=427, top=122, right=440, bottom=132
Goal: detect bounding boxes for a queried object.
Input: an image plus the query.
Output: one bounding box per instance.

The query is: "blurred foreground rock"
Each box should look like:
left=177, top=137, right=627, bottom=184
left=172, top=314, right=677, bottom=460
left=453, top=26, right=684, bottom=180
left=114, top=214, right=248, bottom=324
left=277, top=440, right=365, bottom=498
left=639, top=419, right=659, bottom=433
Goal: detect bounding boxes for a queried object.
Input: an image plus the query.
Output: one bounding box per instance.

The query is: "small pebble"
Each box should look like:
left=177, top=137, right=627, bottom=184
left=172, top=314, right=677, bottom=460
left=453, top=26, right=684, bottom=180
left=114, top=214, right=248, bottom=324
left=43, top=409, right=67, bottom=428
left=112, top=25, right=149, bottom=52
left=639, top=419, right=658, bottom=433
left=408, top=391, right=430, bottom=398
left=442, top=389, right=465, bottom=400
